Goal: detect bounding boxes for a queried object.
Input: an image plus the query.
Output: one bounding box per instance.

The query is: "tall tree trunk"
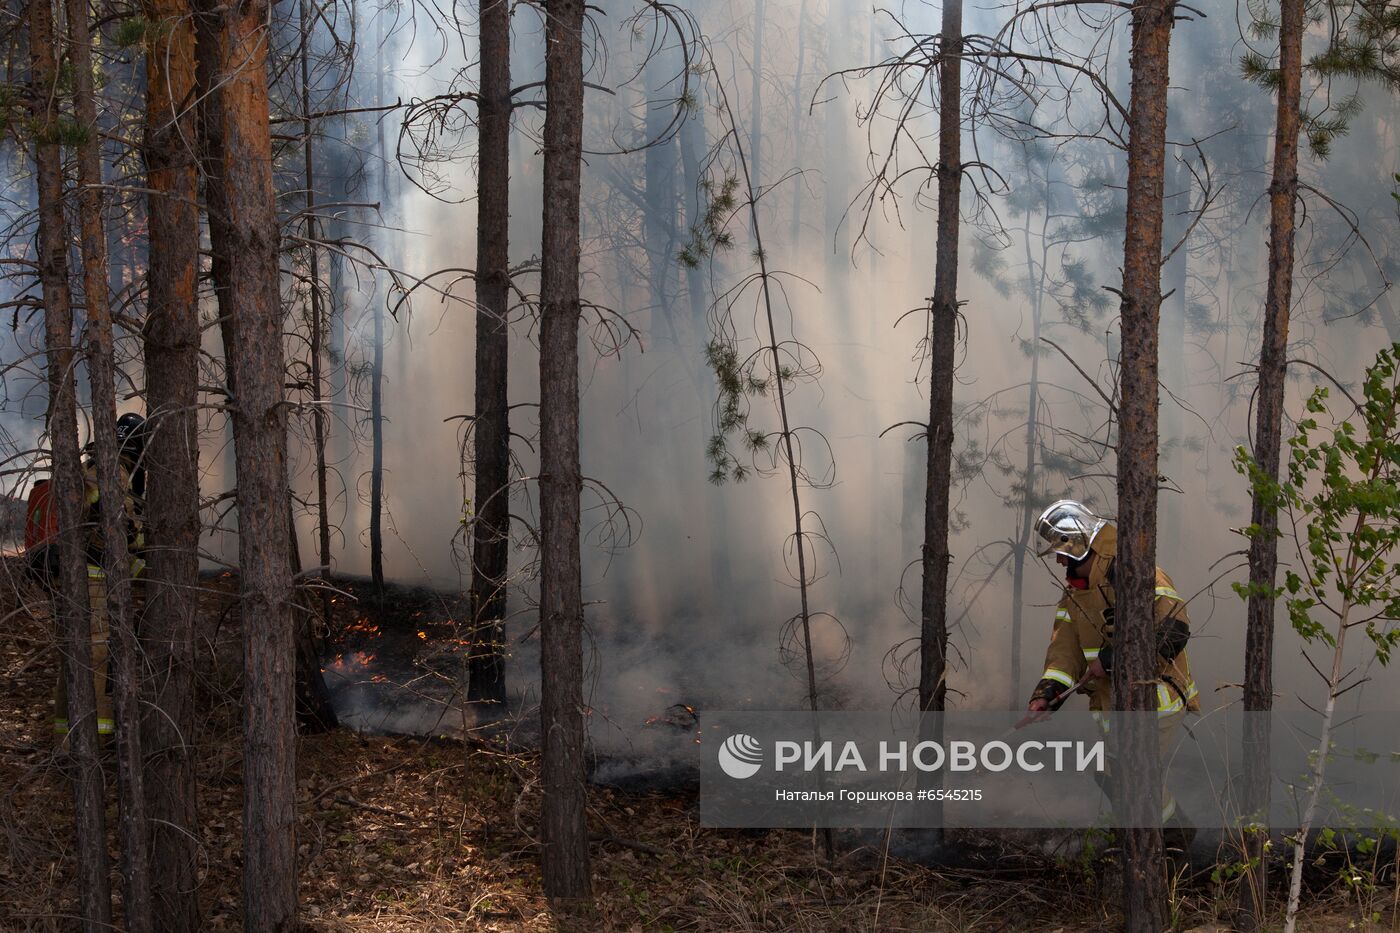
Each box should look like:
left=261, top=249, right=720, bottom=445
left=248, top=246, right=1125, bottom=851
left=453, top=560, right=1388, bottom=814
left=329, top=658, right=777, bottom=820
left=286, top=499, right=338, bottom=730
left=195, top=0, right=299, bottom=923
left=919, top=0, right=960, bottom=717
left=65, top=0, right=154, bottom=925
left=1009, top=195, right=1049, bottom=710
left=719, top=62, right=838, bottom=858
left=370, top=296, right=386, bottom=595
left=538, top=0, right=591, bottom=899
left=369, top=7, right=389, bottom=597
left=917, top=0, right=961, bottom=844
left=29, top=0, right=113, bottom=925
left=1240, top=0, right=1303, bottom=924
left=300, top=0, right=334, bottom=629
left=467, top=0, right=512, bottom=706
left=643, top=53, right=678, bottom=326
left=139, top=0, right=203, bottom=922
left=1114, top=1, right=1175, bottom=928
left=330, top=245, right=350, bottom=473
left=193, top=0, right=233, bottom=385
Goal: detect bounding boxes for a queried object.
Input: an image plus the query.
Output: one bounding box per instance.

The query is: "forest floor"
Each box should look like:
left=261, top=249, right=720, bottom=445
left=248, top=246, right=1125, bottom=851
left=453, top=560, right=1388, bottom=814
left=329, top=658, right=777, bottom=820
left=1, top=561, right=1395, bottom=931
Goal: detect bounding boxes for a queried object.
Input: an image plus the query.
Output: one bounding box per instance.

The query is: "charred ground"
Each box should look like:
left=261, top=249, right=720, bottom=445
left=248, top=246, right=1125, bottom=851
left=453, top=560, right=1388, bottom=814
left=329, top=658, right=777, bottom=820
left=2, top=562, right=1393, bottom=930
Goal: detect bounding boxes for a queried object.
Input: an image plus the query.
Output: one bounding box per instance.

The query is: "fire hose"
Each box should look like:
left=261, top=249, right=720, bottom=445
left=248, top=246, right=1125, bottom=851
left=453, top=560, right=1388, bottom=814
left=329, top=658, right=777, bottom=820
left=954, top=671, right=1098, bottom=781
left=1009, top=669, right=1094, bottom=733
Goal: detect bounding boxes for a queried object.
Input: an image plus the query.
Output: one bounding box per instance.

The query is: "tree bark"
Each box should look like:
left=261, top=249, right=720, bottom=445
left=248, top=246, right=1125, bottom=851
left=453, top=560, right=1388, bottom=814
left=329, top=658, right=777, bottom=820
left=916, top=0, right=961, bottom=845
left=919, top=0, right=960, bottom=718
left=287, top=500, right=338, bottom=731
left=29, top=0, right=113, bottom=925
left=538, top=0, right=591, bottom=900
left=1240, top=0, right=1303, bottom=924
left=370, top=299, right=385, bottom=595
left=467, top=0, right=512, bottom=706
left=195, top=0, right=299, bottom=924
left=300, top=0, right=334, bottom=631
left=65, top=0, right=154, bottom=925
left=1009, top=186, right=1050, bottom=710
left=139, top=0, right=203, bottom=922
left=1114, top=1, right=1175, bottom=929
left=369, top=6, right=389, bottom=598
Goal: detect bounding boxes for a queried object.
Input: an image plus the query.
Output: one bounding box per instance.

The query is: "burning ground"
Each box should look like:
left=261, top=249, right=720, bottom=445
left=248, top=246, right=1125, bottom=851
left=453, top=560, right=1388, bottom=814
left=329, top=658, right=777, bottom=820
left=1, top=564, right=1395, bottom=930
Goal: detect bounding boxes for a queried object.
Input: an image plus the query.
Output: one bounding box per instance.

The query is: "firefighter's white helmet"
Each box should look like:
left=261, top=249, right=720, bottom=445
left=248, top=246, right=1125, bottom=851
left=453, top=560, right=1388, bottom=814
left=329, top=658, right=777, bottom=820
left=1035, top=499, right=1107, bottom=561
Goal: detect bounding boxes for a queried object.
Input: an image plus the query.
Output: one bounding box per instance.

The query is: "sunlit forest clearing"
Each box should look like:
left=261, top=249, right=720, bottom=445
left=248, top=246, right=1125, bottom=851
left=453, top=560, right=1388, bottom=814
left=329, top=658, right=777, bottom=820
left=2, top=0, right=1399, bottom=929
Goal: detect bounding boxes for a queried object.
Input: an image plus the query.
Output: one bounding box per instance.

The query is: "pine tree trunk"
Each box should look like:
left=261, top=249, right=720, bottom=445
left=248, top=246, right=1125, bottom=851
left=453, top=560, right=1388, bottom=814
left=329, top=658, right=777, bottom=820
left=139, top=0, right=203, bottom=921
left=917, top=0, right=961, bottom=843
left=643, top=54, right=678, bottom=325
left=1240, top=0, right=1303, bottom=925
left=29, top=1, right=113, bottom=925
left=1009, top=198, right=1048, bottom=710
left=1114, top=2, right=1175, bottom=928
left=920, top=0, right=960, bottom=717
left=300, top=0, right=334, bottom=629
left=467, top=0, right=512, bottom=706
left=287, top=499, right=338, bottom=731
left=65, top=0, right=154, bottom=924
left=369, top=8, right=389, bottom=597
left=538, top=0, right=591, bottom=899
left=370, top=302, right=385, bottom=595
left=330, top=244, right=350, bottom=473
left=195, top=0, right=299, bottom=923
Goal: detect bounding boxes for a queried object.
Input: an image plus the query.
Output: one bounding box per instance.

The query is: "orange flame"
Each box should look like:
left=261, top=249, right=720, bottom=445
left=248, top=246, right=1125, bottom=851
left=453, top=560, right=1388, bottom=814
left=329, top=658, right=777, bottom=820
left=326, top=650, right=376, bottom=673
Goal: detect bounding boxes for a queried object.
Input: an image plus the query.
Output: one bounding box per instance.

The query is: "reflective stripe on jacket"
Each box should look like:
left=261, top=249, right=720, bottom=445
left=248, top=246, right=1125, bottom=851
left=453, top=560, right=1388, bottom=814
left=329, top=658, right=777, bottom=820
left=1036, top=524, right=1200, bottom=714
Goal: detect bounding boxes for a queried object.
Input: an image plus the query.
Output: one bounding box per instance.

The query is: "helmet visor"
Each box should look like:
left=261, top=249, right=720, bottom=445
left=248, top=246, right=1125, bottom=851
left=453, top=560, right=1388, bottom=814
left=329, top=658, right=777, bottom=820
left=1035, top=501, right=1098, bottom=560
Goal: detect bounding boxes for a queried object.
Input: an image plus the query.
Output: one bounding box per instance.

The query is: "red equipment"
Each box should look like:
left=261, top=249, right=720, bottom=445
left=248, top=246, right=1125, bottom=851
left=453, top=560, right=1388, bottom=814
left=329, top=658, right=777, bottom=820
left=24, top=479, right=58, bottom=551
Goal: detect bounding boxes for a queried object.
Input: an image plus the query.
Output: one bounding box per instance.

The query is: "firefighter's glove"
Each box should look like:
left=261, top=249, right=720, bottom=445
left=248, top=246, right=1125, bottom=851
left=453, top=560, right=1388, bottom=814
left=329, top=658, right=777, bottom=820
left=1023, top=696, right=1053, bottom=726
left=1030, top=678, right=1066, bottom=708
left=1157, top=617, right=1189, bottom=660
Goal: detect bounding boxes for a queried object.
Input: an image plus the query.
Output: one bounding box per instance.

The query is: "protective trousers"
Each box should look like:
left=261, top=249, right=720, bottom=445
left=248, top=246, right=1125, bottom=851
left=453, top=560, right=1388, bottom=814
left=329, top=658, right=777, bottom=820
left=1092, top=710, right=1189, bottom=827
left=52, top=567, right=114, bottom=737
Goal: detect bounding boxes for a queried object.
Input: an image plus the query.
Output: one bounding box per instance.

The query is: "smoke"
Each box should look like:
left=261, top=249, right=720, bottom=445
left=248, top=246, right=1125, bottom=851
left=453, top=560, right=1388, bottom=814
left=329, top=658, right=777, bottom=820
left=1, top=0, right=1394, bottom=742
left=281, top=0, right=1400, bottom=734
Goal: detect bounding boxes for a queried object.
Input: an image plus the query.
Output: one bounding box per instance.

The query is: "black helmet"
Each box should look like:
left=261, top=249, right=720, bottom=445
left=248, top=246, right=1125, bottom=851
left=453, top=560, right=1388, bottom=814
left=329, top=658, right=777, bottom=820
left=115, top=412, right=147, bottom=463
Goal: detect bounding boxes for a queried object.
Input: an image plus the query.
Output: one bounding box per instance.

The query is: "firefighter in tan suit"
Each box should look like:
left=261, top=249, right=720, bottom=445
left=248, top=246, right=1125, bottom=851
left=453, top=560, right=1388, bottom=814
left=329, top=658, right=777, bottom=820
left=1024, top=499, right=1198, bottom=830
left=52, top=414, right=147, bottom=738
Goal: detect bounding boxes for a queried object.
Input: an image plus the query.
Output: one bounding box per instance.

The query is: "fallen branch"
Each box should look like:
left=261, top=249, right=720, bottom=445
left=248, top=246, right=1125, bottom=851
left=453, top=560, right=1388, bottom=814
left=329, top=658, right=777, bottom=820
left=310, top=760, right=415, bottom=806
left=334, top=794, right=412, bottom=821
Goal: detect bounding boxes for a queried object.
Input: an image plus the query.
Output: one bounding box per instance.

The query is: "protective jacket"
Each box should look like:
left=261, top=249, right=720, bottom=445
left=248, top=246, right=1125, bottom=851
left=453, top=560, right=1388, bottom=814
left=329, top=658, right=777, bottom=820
left=50, top=459, right=146, bottom=738
left=1030, top=525, right=1199, bottom=715
left=80, top=458, right=145, bottom=576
